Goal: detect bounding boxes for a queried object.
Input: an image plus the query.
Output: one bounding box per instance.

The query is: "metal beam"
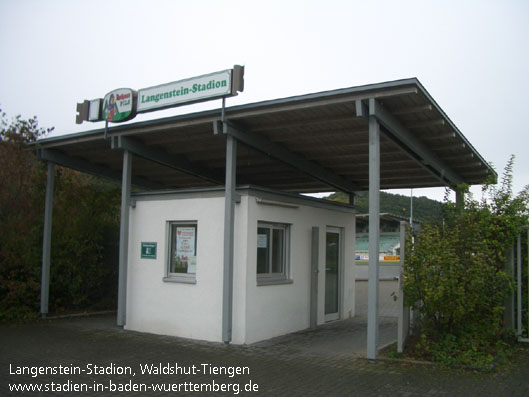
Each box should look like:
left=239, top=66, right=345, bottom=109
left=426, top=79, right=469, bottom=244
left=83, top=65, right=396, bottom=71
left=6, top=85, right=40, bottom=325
left=356, top=99, right=463, bottom=188
left=214, top=120, right=359, bottom=194
left=407, top=119, right=446, bottom=129
left=37, top=148, right=162, bottom=190
left=367, top=115, right=381, bottom=360
left=111, top=136, right=223, bottom=185
left=222, top=135, right=237, bottom=343
left=40, top=162, right=55, bottom=318
left=455, top=187, right=465, bottom=211
left=370, top=98, right=463, bottom=186
left=392, top=104, right=433, bottom=115
left=117, top=150, right=132, bottom=327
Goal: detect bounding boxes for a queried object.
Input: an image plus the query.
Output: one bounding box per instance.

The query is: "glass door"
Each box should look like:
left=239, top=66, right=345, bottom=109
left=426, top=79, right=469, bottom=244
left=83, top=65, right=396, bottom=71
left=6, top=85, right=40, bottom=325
left=325, top=227, right=341, bottom=321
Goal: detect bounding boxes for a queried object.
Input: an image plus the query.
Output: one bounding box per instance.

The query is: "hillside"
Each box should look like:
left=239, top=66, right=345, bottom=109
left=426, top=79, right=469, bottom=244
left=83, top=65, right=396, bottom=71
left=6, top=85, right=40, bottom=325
left=326, top=191, right=443, bottom=224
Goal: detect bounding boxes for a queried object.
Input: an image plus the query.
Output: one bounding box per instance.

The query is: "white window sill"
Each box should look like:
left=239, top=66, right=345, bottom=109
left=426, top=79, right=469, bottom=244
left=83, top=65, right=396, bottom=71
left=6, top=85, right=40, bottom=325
left=163, top=275, right=196, bottom=284
left=257, top=278, right=293, bottom=286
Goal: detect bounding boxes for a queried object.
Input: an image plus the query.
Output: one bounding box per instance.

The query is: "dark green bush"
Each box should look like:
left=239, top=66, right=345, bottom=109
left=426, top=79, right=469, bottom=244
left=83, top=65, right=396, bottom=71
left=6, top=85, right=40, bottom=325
left=403, top=156, right=529, bottom=366
left=0, top=111, right=120, bottom=320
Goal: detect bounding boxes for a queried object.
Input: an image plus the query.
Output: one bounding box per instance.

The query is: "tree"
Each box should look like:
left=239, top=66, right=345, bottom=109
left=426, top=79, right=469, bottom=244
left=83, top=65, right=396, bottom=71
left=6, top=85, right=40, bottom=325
left=0, top=110, right=120, bottom=320
left=0, top=110, right=52, bottom=319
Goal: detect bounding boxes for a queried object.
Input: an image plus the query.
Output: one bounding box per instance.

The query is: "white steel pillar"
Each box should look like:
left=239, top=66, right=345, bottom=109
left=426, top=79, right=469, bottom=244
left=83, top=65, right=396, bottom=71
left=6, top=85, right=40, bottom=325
left=117, top=150, right=132, bottom=327
left=40, top=162, right=55, bottom=318
left=222, top=134, right=237, bottom=343
left=367, top=115, right=381, bottom=360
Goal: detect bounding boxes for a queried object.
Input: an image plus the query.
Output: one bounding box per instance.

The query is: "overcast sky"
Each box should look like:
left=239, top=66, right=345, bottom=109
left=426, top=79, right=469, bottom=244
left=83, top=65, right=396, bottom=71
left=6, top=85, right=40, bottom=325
left=1, top=0, right=528, bottom=202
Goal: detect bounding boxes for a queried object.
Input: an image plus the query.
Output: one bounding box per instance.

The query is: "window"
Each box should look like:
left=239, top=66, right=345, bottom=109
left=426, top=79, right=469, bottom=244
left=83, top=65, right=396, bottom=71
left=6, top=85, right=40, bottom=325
left=164, top=222, right=197, bottom=284
left=257, top=222, right=291, bottom=285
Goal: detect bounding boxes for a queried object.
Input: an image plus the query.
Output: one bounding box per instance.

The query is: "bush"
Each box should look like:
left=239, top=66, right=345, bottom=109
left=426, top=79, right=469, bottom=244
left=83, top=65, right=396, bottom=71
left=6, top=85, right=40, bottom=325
left=0, top=111, right=120, bottom=320
left=403, top=156, right=529, bottom=366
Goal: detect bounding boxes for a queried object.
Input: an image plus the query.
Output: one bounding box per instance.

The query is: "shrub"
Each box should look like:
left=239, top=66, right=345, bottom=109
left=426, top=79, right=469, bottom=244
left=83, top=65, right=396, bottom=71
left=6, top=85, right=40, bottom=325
left=0, top=111, right=120, bottom=320
left=403, top=156, right=529, bottom=366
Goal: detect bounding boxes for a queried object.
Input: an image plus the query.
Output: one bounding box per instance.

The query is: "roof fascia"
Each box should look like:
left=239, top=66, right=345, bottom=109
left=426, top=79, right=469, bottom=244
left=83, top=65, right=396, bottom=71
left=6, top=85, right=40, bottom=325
left=34, top=78, right=421, bottom=147
left=412, top=79, right=497, bottom=183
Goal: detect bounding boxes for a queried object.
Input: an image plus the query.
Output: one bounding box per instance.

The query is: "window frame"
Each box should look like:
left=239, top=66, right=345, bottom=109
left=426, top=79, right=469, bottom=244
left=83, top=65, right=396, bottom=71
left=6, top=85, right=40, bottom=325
left=164, top=221, right=198, bottom=284
left=256, top=221, right=292, bottom=286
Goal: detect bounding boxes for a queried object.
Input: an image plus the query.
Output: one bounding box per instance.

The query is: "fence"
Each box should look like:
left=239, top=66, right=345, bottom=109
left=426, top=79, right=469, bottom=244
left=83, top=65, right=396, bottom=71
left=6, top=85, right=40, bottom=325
left=513, top=227, right=529, bottom=342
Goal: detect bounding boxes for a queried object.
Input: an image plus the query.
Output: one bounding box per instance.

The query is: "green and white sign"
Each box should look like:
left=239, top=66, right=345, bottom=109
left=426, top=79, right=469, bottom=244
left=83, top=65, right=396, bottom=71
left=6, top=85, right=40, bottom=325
left=76, top=66, right=243, bottom=124
left=102, top=88, right=135, bottom=122
left=137, top=69, right=233, bottom=113
left=141, top=242, right=157, bottom=259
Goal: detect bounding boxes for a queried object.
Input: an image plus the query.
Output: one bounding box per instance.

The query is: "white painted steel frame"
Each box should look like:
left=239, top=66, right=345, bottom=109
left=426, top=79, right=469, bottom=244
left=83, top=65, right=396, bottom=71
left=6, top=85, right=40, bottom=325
left=367, top=115, right=381, bottom=360
left=222, top=134, right=237, bottom=343
left=37, top=79, right=495, bottom=353
left=117, top=150, right=131, bottom=327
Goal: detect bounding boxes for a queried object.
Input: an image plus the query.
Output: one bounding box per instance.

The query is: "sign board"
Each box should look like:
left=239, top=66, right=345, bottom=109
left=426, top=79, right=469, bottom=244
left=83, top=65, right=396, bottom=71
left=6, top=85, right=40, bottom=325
left=137, top=66, right=243, bottom=113
left=383, top=255, right=400, bottom=261
left=257, top=234, right=268, bottom=248
left=102, top=88, right=136, bottom=122
left=88, top=98, right=102, bottom=121
left=76, top=65, right=243, bottom=124
left=141, top=242, right=157, bottom=259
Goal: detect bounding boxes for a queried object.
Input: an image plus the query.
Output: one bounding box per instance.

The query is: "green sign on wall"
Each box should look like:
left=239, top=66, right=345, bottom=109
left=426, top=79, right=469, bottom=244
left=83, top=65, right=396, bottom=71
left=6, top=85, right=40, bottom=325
left=141, top=242, right=157, bottom=259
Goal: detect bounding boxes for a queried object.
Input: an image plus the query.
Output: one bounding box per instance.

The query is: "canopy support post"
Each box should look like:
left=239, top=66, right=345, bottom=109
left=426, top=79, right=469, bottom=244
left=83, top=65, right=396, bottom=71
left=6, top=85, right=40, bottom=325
left=222, top=134, right=237, bottom=344
left=40, top=162, right=55, bottom=318
left=117, top=150, right=131, bottom=327
left=367, top=114, right=381, bottom=360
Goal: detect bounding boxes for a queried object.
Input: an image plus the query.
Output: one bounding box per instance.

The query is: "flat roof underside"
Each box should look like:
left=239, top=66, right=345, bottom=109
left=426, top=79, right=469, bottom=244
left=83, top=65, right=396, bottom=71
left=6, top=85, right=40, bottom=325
left=36, top=78, right=495, bottom=193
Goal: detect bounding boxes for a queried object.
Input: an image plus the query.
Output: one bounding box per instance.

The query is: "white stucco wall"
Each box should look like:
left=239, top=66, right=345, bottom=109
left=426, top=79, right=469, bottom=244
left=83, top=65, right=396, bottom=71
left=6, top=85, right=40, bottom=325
left=125, top=189, right=355, bottom=345
left=125, top=193, right=228, bottom=342
left=243, top=196, right=355, bottom=344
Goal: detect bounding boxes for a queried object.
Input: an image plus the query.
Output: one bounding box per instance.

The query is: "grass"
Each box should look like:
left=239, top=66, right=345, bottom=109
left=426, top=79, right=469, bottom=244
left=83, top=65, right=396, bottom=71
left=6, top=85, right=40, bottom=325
left=379, top=334, right=525, bottom=371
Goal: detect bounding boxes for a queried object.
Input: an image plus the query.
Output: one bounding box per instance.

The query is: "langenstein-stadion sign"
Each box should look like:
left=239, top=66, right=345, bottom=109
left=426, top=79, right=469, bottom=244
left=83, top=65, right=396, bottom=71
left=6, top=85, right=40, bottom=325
left=76, top=65, right=244, bottom=124
left=137, top=69, right=233, bottom=113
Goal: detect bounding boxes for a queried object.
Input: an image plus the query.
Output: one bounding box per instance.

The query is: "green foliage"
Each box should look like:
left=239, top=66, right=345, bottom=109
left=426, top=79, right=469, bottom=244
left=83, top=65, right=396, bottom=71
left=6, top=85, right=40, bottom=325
left=0, top=110, right=51, bottom=319
left=327, top=190, right=443, bottom=224
left=49, top=168, right=120, bottom=312
left=0, top=110, right=120, bottom=320
left=403, top=156, right=529, bottom=366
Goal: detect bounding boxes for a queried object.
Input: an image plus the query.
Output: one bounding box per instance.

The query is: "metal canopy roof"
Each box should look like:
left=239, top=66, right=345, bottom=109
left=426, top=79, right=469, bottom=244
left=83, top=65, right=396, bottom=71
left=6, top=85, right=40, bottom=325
left=35, top=78, right=495, bottom=194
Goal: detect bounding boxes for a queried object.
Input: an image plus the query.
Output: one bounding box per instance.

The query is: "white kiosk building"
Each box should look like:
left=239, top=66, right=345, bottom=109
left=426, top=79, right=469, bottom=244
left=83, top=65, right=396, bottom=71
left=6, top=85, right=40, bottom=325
left=35, top=75, right=495, bottom=358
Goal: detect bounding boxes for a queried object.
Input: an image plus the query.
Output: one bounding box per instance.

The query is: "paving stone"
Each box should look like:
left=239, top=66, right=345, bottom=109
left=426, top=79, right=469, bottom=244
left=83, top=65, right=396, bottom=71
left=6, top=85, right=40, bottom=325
left=2, top=313, right=529, bottom=396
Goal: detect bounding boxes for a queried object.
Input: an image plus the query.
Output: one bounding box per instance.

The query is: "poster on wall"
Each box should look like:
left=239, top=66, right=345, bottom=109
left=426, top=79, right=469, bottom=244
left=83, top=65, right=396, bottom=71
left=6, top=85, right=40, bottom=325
left=257, top=234, right=268, bottom=248
left=175, top=226, right=196, bottom=273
